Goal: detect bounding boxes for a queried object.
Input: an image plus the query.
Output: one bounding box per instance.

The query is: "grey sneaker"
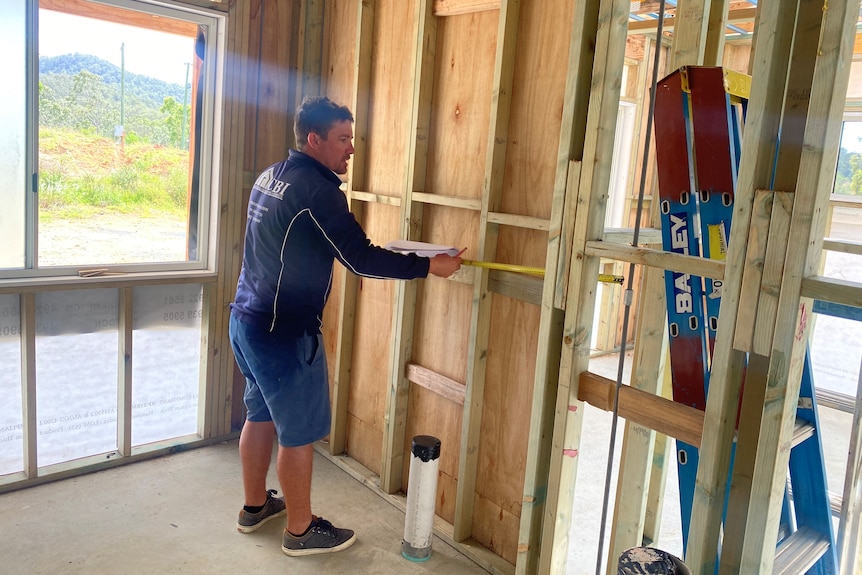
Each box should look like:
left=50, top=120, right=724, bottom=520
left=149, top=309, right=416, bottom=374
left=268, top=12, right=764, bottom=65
left=282, top=516, right=356, bottom=556
left=236, top=489, right=286, bottom=533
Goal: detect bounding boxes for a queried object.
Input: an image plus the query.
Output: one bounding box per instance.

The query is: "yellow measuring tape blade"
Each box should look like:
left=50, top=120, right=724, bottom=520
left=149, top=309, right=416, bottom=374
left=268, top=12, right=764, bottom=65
left=462, top=260, right=624, bottom=284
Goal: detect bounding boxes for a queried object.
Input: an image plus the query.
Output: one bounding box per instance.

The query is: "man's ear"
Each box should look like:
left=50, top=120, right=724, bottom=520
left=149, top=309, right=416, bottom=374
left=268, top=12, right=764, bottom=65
left=307, top=132, right=322, bottom=150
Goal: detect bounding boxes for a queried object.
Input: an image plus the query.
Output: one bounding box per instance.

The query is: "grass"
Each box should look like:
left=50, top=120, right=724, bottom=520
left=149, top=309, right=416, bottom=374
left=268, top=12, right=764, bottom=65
left=38, top=127, right=190, bottom=221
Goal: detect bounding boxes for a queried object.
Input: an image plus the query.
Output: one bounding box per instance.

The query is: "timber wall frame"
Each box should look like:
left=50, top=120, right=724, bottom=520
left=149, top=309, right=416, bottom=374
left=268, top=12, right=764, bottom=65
left=204, top=0, right=862, bottom=573
left=6, top=0, right=862, bottom=573
left=229, top=1, right=862, bottom=574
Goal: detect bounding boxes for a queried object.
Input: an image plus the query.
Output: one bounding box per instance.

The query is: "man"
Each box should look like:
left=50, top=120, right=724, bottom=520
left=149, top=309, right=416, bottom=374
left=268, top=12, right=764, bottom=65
left=229, top=96, right=462, bottom=557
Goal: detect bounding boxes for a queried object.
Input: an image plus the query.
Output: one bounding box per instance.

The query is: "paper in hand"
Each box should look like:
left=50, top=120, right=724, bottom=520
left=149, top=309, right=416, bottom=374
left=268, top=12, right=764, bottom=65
left=384, top=240, right=460, bottom=258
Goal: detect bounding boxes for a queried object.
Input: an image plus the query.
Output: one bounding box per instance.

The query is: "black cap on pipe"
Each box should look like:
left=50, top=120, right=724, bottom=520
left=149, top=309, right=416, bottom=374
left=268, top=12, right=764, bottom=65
left=411, top=435, right=441, bottom=462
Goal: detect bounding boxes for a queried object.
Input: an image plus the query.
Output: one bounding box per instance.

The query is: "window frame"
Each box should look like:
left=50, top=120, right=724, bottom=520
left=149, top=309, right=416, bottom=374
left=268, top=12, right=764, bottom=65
left=0, top=0, right=226, bottom=282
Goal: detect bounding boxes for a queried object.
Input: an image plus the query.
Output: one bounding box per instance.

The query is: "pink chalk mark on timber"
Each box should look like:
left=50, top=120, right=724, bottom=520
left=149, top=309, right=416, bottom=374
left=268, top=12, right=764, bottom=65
left=796, top=303, right=808, bottom=341
left=563, top=449, right=579, bottom=458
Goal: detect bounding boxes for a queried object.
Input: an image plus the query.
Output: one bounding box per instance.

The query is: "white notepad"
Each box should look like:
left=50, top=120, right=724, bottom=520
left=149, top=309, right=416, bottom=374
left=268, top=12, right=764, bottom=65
left=383, top=240, right=460, bottom=258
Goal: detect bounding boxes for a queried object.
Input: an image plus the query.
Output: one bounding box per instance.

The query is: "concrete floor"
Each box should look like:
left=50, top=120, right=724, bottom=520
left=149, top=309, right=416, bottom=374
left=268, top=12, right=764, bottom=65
left=0, top=440, right=489, bottom=575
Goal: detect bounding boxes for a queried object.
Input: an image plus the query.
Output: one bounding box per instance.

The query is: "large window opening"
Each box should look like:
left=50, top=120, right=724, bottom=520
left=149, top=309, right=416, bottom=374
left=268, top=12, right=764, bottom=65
left=1, top=0, right=224, bottom=485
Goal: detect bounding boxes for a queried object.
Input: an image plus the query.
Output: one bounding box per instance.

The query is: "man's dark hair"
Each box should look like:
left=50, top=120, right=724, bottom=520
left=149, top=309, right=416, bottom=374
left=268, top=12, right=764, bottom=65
left=294, top=97, right=354, bottom=149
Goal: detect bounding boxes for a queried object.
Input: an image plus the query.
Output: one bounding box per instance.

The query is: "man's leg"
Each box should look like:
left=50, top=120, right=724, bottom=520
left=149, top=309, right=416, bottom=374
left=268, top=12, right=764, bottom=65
left=239, top=419, right=276, bottom=506
left=277, top=442, right=313, bottom=534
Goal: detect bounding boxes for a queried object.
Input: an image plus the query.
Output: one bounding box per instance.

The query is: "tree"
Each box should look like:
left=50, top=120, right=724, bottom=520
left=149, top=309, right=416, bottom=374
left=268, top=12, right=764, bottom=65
left=160, top=96, right=188, bottom=148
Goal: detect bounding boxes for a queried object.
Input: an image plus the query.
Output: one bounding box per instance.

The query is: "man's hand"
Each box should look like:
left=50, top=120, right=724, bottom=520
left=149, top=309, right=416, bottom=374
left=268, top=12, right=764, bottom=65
left=428, top=249, right=465, bottom=278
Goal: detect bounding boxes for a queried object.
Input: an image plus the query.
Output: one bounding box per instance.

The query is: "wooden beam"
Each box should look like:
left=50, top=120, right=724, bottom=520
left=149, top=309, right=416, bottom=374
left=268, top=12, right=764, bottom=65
left=751, top=191, right=792, bottom=356
left=801, top=275, right=862, bottom=309
left=412, top=191, right=482, bottom=211
left=349, top=189, right=401, bottom=207
left=533, top=0, right=602, bottom=567
left=381, top=0, right=436, bottom=494
left=330, top=0, right=374, bottom=456
left=455, top=0, right=519, bottom=545
left=739, top=0, right=859, bottom=566
left=433, top=0, right=500, bottom=17
left=21, top=293, right=37, bottom=478
left=671, top=0, right=710, bottom=67
left=553, top=161, right=583, bottom=309
left=822, top=237, right=862, bottom=256
left=607, top=265, right=670, bottom=565
left=405, top=363, right=466, bottom=405
left=837, top=358, right=862, bottom=573
left=686, top=0, right=798, bottom=568
left=117, top=287, right=133, bottom=456
left=487, top=212, right=551, bottom=231
left=734, top=189, right=773, bottom=352
left=487, top=270, right=543, bottom=306
left=703, top=0, right=730, bottom=65
left=539, top=0, right=629, bottom=572
left=577, top=371, right=704, bottom=449
left=584, top=240, right=726, bottom=279
left=627, top=8, right=757, bottom=34
left=208, top=0, right=252, bottom=439
left=40, top=0, right=199, bottom=36
left=296, top=0, right=324, bottom=100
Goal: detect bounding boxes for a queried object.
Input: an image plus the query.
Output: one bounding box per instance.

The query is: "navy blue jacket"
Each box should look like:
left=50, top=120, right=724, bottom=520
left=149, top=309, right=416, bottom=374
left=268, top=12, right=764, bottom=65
left=231, top=150, right=430, bottom=336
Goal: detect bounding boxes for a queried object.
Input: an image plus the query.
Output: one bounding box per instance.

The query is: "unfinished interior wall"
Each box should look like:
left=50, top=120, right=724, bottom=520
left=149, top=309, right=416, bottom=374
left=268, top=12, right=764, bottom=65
left=314, top=0, right=575, bottom=568
left=233, top=1, right=862, bottom=573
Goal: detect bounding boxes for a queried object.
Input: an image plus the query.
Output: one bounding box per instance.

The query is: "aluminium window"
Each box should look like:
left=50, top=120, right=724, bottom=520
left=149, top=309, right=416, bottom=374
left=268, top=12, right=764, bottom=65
left=0, top=0, right=225, bottom=485
left=1, top=0, right=224, bottom=277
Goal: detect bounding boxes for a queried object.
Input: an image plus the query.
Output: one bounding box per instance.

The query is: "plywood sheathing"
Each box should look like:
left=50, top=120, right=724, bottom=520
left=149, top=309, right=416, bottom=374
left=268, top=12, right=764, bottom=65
left=316, top=0, right=577, bottom=570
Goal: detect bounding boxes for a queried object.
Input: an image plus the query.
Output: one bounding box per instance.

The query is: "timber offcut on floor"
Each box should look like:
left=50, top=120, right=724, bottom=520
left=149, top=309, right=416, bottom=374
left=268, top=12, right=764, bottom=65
left=0, top=440, right=488, bottom=575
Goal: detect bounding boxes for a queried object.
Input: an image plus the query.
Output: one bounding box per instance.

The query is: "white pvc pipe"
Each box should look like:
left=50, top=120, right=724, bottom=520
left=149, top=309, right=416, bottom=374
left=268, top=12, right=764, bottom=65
left=402, top=435, right=441, bottom=562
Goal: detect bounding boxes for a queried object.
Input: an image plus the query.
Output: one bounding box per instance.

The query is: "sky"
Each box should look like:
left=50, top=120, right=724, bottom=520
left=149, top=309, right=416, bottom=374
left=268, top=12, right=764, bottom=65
left=39, top=10, right=195, bottom=86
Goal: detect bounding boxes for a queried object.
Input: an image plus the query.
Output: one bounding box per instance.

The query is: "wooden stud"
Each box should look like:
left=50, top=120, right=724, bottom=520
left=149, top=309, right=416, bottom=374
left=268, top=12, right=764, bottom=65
left=380, top=0, right=436, bottom=494
left=607, top=265, right=669, bottom=565
left=531, top=0, right=603, bottom=569
left=21, top=293, right=37, bottom=478
left=670, top=0, right=708, bottom=68
left=117, top=287, right=133, bottom=457
left=738, top=0, right=860, bottom=570
left=643, top=354, right=675, bottom=546
left=554, top=161, right=583, bottom=310
left=208, top=0, right=253, bottom=439
left=733, top=189, right=773, bottom=352
left=837, top=357, right=862, bottom=573
left=702, top=0, right=730, bottom=67
left=751, top=191, right=793, bottom=356
left=685, top=0, right=798, bottom=568
left=455, top=0, right=520, bottom=544
left=296, top=0, right=324, bottom=101
left=770, top=0, right=824, bottom=194
left=329, top=0, right=374, bottom=457
left=538, top=0, right=630, bottom=573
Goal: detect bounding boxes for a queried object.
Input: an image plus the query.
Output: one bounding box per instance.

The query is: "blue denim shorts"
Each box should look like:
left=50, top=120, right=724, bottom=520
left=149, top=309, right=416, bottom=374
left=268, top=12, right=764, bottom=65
left=229, top=314, right=331, bottom=447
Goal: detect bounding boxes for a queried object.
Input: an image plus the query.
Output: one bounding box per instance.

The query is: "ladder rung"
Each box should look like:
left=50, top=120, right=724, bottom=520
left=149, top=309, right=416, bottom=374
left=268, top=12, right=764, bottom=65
left=772, top=526, right=830, bottom=575
left=791, top=418, right=815, bottom=447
